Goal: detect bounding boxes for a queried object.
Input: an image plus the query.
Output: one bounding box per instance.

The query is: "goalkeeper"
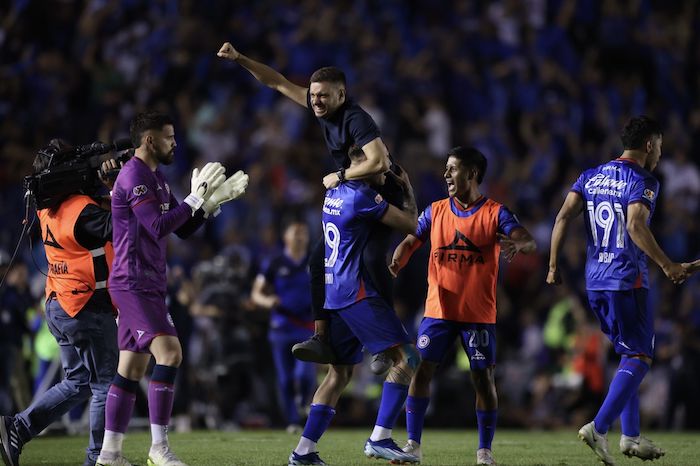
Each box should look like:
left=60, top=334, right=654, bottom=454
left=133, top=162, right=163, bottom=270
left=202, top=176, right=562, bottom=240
left=96, top=112, right=248, bottom=466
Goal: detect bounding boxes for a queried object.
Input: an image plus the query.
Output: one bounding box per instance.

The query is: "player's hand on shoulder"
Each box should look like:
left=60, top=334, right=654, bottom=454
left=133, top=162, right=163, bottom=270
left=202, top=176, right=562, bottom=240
left=217, top=42, right=240, bottom=61
left=545, top=268, right=562, bottom=285
left=323, top=172, right=341, bottom=189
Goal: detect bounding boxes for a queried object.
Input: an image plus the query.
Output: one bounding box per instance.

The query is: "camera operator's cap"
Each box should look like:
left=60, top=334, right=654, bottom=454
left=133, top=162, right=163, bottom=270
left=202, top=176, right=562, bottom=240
left=0, top=249, right=10, bottom=267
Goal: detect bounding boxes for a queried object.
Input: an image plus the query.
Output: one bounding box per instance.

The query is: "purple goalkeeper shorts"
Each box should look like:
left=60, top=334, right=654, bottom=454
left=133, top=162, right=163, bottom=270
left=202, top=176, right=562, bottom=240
left=110, top=289, right=178, bottom=353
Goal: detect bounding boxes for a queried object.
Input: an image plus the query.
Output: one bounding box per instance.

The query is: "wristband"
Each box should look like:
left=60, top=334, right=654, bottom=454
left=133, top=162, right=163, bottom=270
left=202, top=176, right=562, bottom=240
left=337, top=168, right=346, bottom=183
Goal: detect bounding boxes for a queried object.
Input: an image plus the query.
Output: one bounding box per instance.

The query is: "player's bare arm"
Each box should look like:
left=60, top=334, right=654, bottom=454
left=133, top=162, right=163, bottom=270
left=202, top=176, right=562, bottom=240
left=389, top=234, right=423, bottom=278
left=497, top=227, right=536, bottom=263
left=250, top=274, right=281, bottom=309
left=627, top=202, right=688, bottom=284
left=683, top=259, right=700, bottom=274
left=379, top=170, right=417, bottom=235
left=217, top=42, right=308, bottom=107
left=547, top=191, right=583, bottom=285
left=322, top=138, right=391, bottom=189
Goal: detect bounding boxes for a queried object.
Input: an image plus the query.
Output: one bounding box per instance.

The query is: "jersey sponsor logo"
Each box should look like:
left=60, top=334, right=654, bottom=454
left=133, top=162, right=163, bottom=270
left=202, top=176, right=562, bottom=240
left=43, top=225, right=64, bottom=249
left=417, top=334, right=430, bottom=349
left=160, top=202, right=170, bottom=213
left=584, top=173, right=627, bottom=197
left=471, top=348, right=486, bottom=360
left=374, top=193, right=383, bottom=204
left=598, top=252, right=615, bottom=263
left=49, top=261, right=69, bottom=275
left=434, top=230, right=485, bottom=267
left=133, top=184, right=148, bottom=196
left=643, top=188, right=655, bottom=202
left=323, top=197, right=344, bottom=216
left=136, top=329, right=145, bottom=340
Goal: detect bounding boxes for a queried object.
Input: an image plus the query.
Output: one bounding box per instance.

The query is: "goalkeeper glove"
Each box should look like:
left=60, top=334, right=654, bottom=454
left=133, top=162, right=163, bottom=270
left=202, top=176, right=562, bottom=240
left=183, top=162, right=226, bottom=213
left=203, top=170, right=249, bottom=217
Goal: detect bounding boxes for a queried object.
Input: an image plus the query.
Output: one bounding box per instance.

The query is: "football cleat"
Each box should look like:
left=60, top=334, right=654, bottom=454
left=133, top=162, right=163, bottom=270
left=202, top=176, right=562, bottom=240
left=288, top=451, right=327, bottom=465
left=401, top=439, right=422, bottom=463
left=620, top=435, right=665, bottom=461
left=364, top=438, right=420, bottom=464
left=578, top=422, right=615, bottom=466
left=0, top=415, right=21, bottom=466
left=95, top=451, right=133, bottom=466
left=370, top=352, right=392, bottom=375
left=292, top=334, right=336, bottom=364
left=476, top=448, right=497, bottom=465
left=147, top=442, right=188, bottom=466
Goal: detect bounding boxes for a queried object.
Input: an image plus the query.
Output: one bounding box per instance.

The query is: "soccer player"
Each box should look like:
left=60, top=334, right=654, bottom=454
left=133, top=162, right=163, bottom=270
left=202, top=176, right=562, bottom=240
left=547, top=116, right=688, bottom=465
left=0, top=142, right=120, bottom=466
left=95, top=112, right=248, bottom=466
left=217, top=42, right=401, bottom=373
left=389, top=146, right=536, bottom=466
left=251, top=219, right=316, bottom=433
left=288, top=146, right=421, bottom=466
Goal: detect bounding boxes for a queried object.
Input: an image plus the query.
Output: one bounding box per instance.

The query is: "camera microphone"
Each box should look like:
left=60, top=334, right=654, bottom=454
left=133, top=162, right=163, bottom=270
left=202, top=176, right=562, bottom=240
left=75, top=138, right=133, bottom=158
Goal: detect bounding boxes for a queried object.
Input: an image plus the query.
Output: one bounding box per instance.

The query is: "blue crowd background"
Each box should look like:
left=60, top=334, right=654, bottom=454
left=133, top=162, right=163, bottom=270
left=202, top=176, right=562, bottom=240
left=1, top=0, right=700, bottom=432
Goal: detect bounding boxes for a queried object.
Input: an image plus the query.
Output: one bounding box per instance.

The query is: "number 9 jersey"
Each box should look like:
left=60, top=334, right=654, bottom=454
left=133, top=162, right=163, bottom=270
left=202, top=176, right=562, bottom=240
left=571, top=158, right=659, bottom=291
left=322, top=181, right=389, bottom=310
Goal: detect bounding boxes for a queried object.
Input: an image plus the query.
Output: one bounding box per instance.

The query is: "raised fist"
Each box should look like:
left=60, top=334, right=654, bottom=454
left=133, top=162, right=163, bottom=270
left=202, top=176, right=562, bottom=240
left=217, top=42, right=240, bottom=61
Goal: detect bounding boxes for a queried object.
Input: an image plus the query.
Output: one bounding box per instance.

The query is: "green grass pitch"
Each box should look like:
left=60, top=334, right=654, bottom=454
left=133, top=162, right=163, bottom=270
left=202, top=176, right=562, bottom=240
left=18, top=428, right=700, bottom=465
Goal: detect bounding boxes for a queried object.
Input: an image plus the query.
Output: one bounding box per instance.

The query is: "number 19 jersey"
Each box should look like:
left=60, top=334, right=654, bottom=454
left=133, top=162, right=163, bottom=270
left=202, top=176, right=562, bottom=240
left=571, top=158, right=659, bottom=291
left=322, top=181, right=389, bottom=310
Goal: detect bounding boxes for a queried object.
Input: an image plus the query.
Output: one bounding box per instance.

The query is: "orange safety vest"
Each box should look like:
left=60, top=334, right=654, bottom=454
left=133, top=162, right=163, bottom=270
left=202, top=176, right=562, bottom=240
left=424, top=197, right=502, bottom=324
left=38, top=195, right=114, bottom=317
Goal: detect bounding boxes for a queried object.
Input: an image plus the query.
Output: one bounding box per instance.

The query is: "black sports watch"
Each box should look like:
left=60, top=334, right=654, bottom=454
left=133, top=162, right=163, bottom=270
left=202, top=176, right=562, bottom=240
left=337, top=168, right=346, bottom=183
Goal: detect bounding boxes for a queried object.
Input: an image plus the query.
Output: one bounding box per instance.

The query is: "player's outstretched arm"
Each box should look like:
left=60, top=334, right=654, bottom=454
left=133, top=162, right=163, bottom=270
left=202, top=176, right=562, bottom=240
left=389, top=235, right=423, bottom=278
left=498, top=227, right=536, bottom=262
left=547, top=191, right=583, bottom=285
left=627, top=202, right=688, bottom=284
left=217, top=42, right=308, bottom=107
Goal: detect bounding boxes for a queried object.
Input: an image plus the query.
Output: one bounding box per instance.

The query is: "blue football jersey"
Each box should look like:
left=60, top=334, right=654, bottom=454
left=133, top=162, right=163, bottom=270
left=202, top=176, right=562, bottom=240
left=322, top=181, right=389, bottom=309
left=571, top=158, right=659, bottom=291
left=261, top=253, right=313, bottom=331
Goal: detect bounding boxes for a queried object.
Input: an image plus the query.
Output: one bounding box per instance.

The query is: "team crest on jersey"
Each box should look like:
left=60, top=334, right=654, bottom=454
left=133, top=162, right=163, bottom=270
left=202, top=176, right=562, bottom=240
left=417, top=334, right=430, bottom=349
left=374, top=194, right=383, bottom=204
left=643, top=188, right=655, bottom=202
left=133, top=184, right=148, bottom=196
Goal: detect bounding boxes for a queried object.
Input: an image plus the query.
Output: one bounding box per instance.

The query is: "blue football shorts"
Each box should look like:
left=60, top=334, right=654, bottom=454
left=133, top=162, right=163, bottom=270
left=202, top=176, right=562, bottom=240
left=329, top=297, right=411, bottom=365
left=586, top=288, right=654, bottom=358
left=416, top=317, right=496, bottom=370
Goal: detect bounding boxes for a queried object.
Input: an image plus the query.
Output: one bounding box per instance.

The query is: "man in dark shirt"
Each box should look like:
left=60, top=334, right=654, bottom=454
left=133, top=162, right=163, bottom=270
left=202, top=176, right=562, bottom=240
left=0, top=140, right=120, bottom=466
left=218, top=42, right=404, bottom=372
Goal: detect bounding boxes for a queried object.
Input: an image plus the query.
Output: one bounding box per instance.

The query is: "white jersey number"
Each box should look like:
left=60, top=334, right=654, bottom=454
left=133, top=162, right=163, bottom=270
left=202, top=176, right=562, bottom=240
left=323, top=221, right=341, bottom=267
left=586, top=200, right=626, bottom=248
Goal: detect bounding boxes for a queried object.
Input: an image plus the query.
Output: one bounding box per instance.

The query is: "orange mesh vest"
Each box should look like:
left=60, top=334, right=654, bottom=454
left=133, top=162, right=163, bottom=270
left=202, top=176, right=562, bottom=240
left=38, top=195, right=114, bottom=317
left=424, top=198, right=502, bottom=323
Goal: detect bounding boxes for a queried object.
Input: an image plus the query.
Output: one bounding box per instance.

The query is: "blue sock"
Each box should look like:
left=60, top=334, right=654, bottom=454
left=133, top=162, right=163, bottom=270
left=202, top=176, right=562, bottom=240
left=376, top=382, right=409, bottom=429
left=301, top=404, right=336, bottom=442
left=594, top=358, right=649, bottom=434
left=476, top=409, right=498, bottom=450
left=620, top=390, right=640, bottom=437
left=406, top=396, right=430, bottom=443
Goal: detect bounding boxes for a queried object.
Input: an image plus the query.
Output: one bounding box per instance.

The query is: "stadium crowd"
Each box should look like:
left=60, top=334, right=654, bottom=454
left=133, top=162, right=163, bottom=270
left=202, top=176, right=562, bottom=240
left=1, top=0, right=700, bottom=435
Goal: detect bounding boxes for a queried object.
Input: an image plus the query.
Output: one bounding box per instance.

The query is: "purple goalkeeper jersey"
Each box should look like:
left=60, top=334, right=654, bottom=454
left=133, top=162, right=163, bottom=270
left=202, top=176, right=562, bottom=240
left=109, top=157, right=193, bottom=292
left=571, top=157, right=660, bottom=291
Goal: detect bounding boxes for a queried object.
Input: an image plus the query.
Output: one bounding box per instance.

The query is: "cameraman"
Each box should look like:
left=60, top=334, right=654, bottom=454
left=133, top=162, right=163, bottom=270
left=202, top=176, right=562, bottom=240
left=0, top=139, right=120, bottom=466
